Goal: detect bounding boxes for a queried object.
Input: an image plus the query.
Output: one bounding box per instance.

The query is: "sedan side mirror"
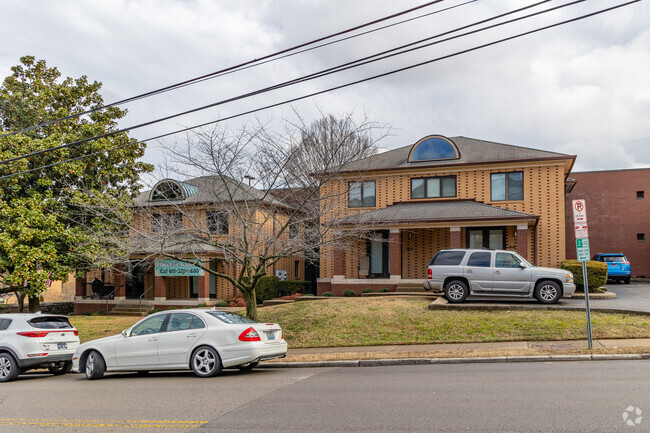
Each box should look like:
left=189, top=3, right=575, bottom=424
left=519, top=262, right=527, bottom=269
left=121, top=329, right=129, bottom=337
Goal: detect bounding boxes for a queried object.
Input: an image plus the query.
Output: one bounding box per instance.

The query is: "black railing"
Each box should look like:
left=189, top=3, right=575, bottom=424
left=106, top=285, right=124, bottom=315
left=139, top=284, right=155, bottom=315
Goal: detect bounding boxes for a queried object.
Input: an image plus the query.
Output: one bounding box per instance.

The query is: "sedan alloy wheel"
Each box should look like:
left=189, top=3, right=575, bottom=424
left=191, top=346, right=222, bottom=378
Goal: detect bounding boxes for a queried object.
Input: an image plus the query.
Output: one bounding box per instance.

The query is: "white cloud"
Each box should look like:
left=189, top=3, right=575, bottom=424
left=0, top=0, right=648, bottom=172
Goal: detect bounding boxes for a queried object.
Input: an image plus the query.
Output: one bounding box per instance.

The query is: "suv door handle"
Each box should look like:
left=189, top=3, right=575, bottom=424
left=495, top=270, right=501, bottom=274
left=148, top=337, right=158, bottom=342
left=187, top=334, right=197, bottom=338
left=466, top=269, right=473, bottom=273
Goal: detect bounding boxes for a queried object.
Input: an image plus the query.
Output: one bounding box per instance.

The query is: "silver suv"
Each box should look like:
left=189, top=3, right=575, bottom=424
left=0, top=314, right=80, bottom=382
left=423, top=249, right=576, bottom=304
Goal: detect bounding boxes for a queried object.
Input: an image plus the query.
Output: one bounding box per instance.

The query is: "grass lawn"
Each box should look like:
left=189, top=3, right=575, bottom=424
left=70, top=297, right=650, bottom=347
left=257, top=297, right=650, bottom=348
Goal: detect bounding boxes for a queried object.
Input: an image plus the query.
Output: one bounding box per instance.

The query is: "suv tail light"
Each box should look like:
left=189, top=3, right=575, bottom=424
left=238, top=327, right=261, bottom=341
left=427, top=268, right=432, bottom=279
left=623, top=261, right=630, bottom=265
left=17, top=331, right=49, bottom=338
left=17, top=330, right=78, bottom=337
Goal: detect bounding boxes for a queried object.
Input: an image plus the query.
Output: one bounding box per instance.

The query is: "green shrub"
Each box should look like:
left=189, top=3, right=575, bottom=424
left=197, top=303, right=208, bottom=307
left=379, top=288, right=391, bottom=293
left=149, top=308, right=162, bottom=314
left=361, top=288, right=374, bottom=294
left=277, top=280, right=310, bottom=297
left=82, top=311, right=93, bottom=316
left=182, top=306, right=193, bottom=309
left=343, top=289, right=356, bottom=297
left=255, top=275, right=280, bottom=302
left=561, top=260, right=608, bottom=292
left=213, top=301, right=228, bottom=308
left=165, top=306, right=178, bottom=311
left=322, top=292, right=334, bottom=297
left=94, top=310, right=107, bottom=315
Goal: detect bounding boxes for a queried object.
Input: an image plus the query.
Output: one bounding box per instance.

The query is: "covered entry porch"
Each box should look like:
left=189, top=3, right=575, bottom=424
left=318, top=200, right=538, bottom=295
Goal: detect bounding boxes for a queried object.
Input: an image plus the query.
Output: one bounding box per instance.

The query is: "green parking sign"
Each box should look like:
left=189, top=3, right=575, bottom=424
left=576, top=238, right=590, bottom=262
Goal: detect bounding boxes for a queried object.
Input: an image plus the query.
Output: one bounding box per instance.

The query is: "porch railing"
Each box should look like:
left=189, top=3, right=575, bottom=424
left=139, top=284, right=155, bottom=315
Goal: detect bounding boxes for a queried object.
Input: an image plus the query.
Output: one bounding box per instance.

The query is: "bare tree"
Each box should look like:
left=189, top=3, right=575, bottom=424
left=83, top=113, right=389, bottom=320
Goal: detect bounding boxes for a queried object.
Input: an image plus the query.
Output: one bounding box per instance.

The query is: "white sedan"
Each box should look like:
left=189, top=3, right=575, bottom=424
left=72, top=309, right=287, bottom=379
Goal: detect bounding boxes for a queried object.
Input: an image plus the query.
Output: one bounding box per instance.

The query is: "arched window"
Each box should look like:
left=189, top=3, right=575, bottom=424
left=407, top=136, right=459, bottom=163
left=149, top=179, right=198, bottom=202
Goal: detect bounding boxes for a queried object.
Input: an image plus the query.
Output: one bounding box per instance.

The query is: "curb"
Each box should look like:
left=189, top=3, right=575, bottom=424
left=260, top=353, right=650, bottom=369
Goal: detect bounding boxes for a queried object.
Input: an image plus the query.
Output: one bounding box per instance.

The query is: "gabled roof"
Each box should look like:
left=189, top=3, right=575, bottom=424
left=335, top=200, right=537, bottom=226
left=133, top=176, right=291, bottom=208
left=335, top=136, right=575, bottom=174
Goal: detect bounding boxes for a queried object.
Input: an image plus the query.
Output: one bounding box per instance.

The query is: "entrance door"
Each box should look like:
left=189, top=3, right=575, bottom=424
left=368, top=231, right=389, bottom=278
left=467, top=228, right=505, bottom=249
left=125, top=262, right=146, bottom=298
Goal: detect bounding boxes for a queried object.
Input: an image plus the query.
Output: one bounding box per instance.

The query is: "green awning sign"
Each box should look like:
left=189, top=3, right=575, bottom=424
left=155, top=259, right=204, bottom=276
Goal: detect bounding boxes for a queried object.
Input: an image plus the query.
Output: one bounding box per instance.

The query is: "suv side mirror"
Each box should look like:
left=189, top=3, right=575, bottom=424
left=519, top=262, right=527, bottom=269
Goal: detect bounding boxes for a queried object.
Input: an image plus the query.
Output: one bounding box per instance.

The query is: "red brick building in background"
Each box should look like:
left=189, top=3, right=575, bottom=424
left=565, top=168, right=649, bottom=277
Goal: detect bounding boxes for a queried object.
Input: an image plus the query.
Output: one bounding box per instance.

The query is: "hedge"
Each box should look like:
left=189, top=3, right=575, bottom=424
left=254, top=276, right=310, bottom=302
left=560, top=260, right=608, bottom=292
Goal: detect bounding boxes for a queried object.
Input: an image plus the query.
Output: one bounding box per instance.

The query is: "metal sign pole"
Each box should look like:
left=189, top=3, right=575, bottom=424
left=582, top=260, right=593, bottom=349
left=572, top=199, right=593, bottom=350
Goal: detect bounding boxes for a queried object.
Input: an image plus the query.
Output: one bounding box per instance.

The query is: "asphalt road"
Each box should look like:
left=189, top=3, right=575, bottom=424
left=1, top=360, right=648, bottom=432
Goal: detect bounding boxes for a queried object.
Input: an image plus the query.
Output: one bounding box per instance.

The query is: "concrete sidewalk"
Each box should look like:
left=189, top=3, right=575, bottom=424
left=255, top=339, right=650, bottom=369
left=287, top=337, right=650, bottom=356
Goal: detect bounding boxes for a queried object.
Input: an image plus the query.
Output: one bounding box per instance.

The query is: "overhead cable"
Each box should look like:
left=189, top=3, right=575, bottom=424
left=0, top=0, right=639, bottom=181
left=0, top=0, right=450, bottom=138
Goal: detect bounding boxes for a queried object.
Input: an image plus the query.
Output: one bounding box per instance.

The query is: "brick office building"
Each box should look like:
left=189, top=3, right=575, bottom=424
left=565, top=168, right=649, bottom=277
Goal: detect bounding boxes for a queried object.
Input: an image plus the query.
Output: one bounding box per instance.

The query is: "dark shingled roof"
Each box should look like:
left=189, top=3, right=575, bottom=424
left=336, top=136, right=573, bottom=173
left=336, top=201, right=537, bottom=225
left=134, top=176, right=291, bottom=208
left=130, top=233, right=224, bottom=255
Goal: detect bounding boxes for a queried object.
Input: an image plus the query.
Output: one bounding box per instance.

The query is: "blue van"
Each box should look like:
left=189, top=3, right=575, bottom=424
left=593, top=253, right=631, bottom=284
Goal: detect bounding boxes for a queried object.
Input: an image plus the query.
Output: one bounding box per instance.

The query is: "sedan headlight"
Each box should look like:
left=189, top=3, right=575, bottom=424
left=566, top=274, right=574, bottom=283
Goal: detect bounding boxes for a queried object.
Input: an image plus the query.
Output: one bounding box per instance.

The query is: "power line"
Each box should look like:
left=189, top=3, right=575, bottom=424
left=0, top=0, right=639, bottom=181
left=0, top=0, right=449, bottom=139
left=0, top=0, right=572, bottom=166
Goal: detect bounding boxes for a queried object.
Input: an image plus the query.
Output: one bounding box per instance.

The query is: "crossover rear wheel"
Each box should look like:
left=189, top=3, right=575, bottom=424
left=48, top=361, right=72, bottom=375
left=0, top=353, right=19, bottom=382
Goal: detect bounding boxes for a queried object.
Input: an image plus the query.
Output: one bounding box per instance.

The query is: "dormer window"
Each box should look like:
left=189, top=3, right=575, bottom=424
left=149, top=179, right=199, bottom=202
left=407, top=136, right=460, bottom=163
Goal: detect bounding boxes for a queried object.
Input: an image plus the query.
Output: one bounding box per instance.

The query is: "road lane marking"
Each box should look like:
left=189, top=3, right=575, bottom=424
left=0, top=418, right=208, bottom=428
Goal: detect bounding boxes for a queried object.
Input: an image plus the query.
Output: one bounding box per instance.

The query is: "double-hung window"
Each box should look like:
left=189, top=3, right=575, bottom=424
left=491, top=172, right=523, bottom=201
left=207, top=211, right=229, bottom=235
left=348, top=181, right=376, bottom=208
left=411, top=176, right=456, bottom=199
left=152, top=213, right=182, bottom=232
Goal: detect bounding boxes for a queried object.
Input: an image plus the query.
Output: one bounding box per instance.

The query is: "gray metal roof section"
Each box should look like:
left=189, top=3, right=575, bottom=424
left=337, top=136, right=572, bottom=173
left=134, top=176, right=291, bottom=208
left=336, top=201, right=537, bottom=225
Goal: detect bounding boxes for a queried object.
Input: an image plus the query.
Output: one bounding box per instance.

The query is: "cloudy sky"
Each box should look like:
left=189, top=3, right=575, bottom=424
left=1, top=0, right=648, bottom=174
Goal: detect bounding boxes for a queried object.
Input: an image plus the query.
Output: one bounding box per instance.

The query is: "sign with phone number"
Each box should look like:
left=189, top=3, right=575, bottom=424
left=155, top=259, right=204, bottom=277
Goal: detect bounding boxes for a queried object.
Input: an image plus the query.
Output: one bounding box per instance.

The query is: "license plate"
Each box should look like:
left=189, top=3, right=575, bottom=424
left=267, top=332, right=275, bottom=340
left=57, top=343, right=67, bottom=350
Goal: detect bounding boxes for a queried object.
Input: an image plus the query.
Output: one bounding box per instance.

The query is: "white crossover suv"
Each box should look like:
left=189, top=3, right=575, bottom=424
left=0, top=313, right=80, bottom=382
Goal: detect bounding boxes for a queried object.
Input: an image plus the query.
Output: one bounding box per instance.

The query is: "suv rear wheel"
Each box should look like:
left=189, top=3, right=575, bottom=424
left=444, top=280, right=469, bottom=303
left=534, top=281, right=561, bottom=304
left=0, top=353, right=19, bottom=382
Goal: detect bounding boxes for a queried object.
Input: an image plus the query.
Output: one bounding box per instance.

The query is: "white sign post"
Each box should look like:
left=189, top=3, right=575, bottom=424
left=572, top=199, right=593, bottom=349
